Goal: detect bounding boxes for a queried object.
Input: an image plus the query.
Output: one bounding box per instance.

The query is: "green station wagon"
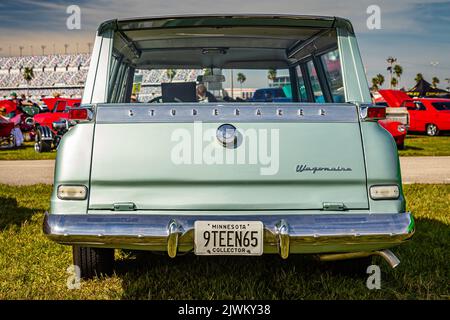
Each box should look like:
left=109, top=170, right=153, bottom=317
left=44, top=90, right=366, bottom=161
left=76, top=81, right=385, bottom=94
left=43, top=14, right=414, bottom=278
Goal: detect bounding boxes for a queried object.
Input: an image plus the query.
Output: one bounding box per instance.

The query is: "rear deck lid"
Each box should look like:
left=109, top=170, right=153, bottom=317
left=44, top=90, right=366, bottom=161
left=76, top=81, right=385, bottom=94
left=88, top=103, right=368, bottom=211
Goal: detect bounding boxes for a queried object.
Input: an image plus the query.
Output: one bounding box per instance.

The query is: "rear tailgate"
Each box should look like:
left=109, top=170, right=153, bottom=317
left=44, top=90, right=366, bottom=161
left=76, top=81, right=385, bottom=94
left=88, top=104, right=368, bottom=211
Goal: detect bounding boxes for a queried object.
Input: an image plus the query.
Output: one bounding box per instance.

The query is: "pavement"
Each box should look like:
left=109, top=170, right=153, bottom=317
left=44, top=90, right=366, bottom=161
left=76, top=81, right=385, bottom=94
left=0, top=157, right=449, bottom=186
left=399, top=156, right=450, bottom=184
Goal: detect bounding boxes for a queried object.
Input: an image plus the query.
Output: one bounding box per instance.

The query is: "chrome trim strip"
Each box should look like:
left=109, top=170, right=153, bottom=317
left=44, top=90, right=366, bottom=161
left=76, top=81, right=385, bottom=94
left=44, top=212, right=414, bottom=255
left=95, top=103, right=358, bottom=123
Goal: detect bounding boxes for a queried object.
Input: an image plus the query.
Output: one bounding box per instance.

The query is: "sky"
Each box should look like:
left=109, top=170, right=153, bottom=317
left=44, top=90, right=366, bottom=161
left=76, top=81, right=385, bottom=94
left=0, top=0, right=449, bottom=89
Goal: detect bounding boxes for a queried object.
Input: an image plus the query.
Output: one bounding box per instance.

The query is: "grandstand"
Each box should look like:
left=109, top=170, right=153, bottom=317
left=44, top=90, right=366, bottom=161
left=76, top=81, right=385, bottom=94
left=0, top=54, right=201, bottom=101
left=0, top=54, right=91, bottom=98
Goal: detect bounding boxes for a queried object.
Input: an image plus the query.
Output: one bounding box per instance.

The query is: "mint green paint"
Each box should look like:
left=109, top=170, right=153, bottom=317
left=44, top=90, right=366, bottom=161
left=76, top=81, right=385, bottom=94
left=88, top=120, right=369, bottom=211
left=337, top=27, right=372, bottom=104
left=359, top=121, right=405, bottom=213
left=50, top=123, right=94, bottom=214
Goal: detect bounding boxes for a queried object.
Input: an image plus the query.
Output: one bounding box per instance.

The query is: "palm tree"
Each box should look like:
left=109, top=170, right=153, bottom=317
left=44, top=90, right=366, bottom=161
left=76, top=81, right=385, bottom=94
left=386, top=56, right=397, bottom=88
left=166, top=69, right=177, bottom=82
left=237, top=72, right=246, bottom=91
left=203, top=68, right=212, bottom=76
left=432, top=77, right=440, bottom=88
left=371, top=77, right=379, bottom=91
left=22, top=67, right=34, bottom=95
left=391, top=77, right=398, bottom=89
left=415, top=73, right=424, bottom=83
left=376, top=74, right=385, bottom=88
left=267, top=69, right=277, bottom=83
left=393, top=65, right=403, bottom=86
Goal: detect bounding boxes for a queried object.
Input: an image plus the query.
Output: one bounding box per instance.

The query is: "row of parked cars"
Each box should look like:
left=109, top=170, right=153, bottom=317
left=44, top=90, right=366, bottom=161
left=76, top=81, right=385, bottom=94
left=0, top=97, right=81, bottom=151
left=374, top=89, right=450, bottom=149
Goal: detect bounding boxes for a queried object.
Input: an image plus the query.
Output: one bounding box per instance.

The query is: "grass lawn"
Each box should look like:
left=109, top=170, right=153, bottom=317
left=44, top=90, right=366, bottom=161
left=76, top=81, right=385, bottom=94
left=0, top=142, right=56, bottom=160
left=399, top=134, right=450, bottom=157
left=0, top=184, right=448, bottom=299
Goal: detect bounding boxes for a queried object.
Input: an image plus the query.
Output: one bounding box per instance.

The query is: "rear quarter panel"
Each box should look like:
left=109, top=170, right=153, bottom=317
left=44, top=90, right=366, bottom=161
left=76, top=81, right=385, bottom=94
left=360, top=121, right=405, bottom=213
left=50, top=123, right=94, bottom=214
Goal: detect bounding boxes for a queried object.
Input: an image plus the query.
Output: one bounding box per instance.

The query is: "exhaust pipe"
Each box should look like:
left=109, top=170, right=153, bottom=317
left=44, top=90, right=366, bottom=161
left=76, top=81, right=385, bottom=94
left=318, top=249, right=400, bottom=269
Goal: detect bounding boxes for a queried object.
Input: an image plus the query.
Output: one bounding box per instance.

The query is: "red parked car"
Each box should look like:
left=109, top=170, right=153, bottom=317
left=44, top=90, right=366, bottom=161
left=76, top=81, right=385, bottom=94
left=32, top=100, right=81, bottom=152
left=405, top=98, right=450, bottom=136
left=41, top=97, right=81, bottom=111
left=378, top=120, right=407, bottom=149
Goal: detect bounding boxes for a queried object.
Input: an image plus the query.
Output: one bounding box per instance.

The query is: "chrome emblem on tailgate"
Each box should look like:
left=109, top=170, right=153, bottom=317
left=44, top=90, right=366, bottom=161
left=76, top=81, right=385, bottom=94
left=216, top=124, right=238, bottom=148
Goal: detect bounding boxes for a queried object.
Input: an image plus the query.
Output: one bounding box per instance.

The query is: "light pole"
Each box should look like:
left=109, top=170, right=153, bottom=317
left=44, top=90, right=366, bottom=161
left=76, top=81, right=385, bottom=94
left=41, top=45, right=46, bottom=56
left=30, top=45, right=33, bottom=55
left=19, top=46, right=24, bottom=57
left=445, top=78, right=450, bottom=92
left=64, top=44, right=69, bottom=54
left=87, top=42, right=92, bottom=53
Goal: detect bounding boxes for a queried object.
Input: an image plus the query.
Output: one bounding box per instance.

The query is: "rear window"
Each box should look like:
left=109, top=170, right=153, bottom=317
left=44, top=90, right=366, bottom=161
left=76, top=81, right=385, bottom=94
left=306, top=61, right=325, bottom=103
left=432, top=102, right=450, bottom=111
left=321, top=49, right=345, bottom=103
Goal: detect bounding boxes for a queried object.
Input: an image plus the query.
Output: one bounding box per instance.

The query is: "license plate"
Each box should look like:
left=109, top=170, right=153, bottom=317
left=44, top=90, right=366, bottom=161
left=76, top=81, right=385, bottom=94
left=194, top=221, right=263, bottom=256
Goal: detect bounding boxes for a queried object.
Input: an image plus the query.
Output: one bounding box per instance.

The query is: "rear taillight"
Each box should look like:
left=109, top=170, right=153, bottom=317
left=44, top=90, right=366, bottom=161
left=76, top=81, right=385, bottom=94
left=361, top=105, right=386, bottom=121
left=366, top=107, right=386, bottom=120
left=370, top=185, right=400, bottom=200
left=57, top=185, right=88, bottom=200
left=69, top=108, right=88, bottom=120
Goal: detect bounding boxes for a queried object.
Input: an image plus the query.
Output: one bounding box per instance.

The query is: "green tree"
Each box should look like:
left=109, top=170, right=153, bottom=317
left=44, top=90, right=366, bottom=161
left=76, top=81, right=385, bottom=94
left=386, top=56, right=397, bottom=88
left=267, top=69, right=277, bottom=83
left=391, top=77, right=398, bottom=89
left=415, top=73, right=424, bottom=83
left=166, top=69, right=177, bottom=82
left=432, top=77, right=440, bottom=88
left=203, top=68, right=212, bottom=76
left=371, top=77, right=379, bottom=91
left=237, top=72, right=246, bottom=90
left=376, top=74, right=385, bottom=88
left=393, top=64, right=403, bottom=85
left=22, top=67, right=34, bottom=95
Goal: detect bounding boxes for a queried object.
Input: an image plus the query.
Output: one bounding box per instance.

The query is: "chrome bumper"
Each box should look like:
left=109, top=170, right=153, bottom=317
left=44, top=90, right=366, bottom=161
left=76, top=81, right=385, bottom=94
left=43, top=212, right=414, bottom=258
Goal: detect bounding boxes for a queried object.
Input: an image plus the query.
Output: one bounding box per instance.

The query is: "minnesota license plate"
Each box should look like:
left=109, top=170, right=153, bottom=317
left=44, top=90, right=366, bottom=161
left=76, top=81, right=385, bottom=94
left=194, top=221, right=263, bottom=256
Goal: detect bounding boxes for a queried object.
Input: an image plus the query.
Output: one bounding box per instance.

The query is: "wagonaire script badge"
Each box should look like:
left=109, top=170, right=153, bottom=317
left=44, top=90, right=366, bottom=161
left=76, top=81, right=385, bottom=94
left=296, top=164, right=353, bottom=174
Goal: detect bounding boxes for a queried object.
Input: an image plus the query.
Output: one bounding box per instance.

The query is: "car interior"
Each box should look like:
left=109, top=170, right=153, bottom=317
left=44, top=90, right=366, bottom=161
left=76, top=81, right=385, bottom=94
left=106, top=16, right=346, bottom=104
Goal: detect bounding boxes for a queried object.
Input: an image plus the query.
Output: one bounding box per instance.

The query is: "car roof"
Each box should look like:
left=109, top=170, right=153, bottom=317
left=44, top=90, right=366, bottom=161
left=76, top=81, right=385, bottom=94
left=99, top=14, right=354, bottom=34
left=100, top=14, right=353, bottom=69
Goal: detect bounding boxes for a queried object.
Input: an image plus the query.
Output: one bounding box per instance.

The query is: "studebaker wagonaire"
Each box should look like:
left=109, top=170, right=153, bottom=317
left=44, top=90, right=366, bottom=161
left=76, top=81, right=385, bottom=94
left=43, top=14, right=414, bottom=278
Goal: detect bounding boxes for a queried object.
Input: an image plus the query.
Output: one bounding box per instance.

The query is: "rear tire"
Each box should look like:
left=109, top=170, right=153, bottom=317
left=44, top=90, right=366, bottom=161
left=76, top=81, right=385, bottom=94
left=426, top=123, right=439, bottom=136
left=72, top=246, right=114, bottom=279
left=34, top=130, right=51, bottom=153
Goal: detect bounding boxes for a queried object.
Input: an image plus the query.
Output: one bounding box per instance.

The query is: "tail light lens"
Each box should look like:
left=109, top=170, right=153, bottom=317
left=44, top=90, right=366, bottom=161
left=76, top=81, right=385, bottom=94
left=69, top=108, right=88, bottom=120
left=370, top=185, right=400, bottom=200
left=366, top=107, right=386, bottom=120
left=57, top=185, right=87, bottom=200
